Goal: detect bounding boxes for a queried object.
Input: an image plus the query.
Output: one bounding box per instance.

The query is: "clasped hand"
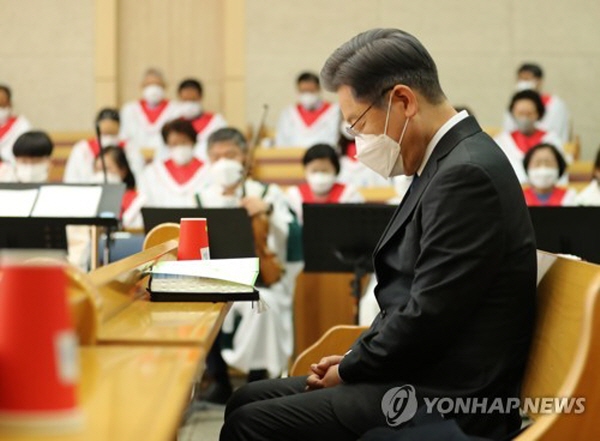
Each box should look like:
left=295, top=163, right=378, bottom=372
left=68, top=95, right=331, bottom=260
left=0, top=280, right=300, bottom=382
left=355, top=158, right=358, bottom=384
left=305, top=355, right=343, bottom=391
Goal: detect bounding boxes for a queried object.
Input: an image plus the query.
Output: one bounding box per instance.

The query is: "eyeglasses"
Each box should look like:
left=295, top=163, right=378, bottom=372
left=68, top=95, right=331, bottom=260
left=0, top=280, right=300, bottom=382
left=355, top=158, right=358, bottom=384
left=345, top=86, right=395, bottom=138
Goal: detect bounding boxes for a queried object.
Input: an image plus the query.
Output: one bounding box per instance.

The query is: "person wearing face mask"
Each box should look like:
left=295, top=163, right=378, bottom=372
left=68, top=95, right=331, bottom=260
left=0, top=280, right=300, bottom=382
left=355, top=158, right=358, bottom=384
left=10, top=131, right=53, bottom=183
left=221, top=28, right=537, bottom=441
left=138, top=119, right=209, bottom=207
left=176, top=78, right=227, bottom=160
left=494, top=90, right=566, bottom=183
left=64, top=108, right=145, bottom=183
left=119, top=68, right=182, bottom=153
left=275, top=71, right=340, bottom=148
left=0, top=84, right=32, bottom=162
left=575, top=146, right=600, bottom=206
left=501, top=63, right=571, bottom=143
left=193, top=127, right=292, bottom=406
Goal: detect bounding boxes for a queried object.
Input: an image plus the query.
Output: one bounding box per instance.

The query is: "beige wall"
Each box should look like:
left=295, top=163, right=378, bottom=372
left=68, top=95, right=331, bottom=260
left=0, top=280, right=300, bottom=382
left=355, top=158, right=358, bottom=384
left=246, top=0, right=600, bottom=159
left=0, top=0, right=94, bottom=131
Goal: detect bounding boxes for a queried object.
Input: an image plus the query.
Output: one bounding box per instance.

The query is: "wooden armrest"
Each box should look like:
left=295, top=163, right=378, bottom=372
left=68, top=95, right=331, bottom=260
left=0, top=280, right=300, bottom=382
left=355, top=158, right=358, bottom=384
left=290, top=325, right=368, bottom=377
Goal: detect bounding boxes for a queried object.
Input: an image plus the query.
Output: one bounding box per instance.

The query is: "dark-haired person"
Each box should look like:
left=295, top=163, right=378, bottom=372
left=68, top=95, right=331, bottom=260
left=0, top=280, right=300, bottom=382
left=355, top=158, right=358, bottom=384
left=177, top=78, right=227, bottom=160
left=286, top=144, right=363, bottom=222
left=0, top=84, right=32, bottom=162
left=494, top=90, right=565, bottom=183
left=138, top=119, right=209, bottom=207
left=275, top=71, right=340, bottom=148
left=64, top=108, right=144, bottom=183
left=502, top=63, right=570, bottom=143
left=11, top=131, right=53, bottom=183
left=119, top=68, right=182, bottom=153
left=221, top=28, right=536, bottom=441
left=576, top=146, right=600, bottom=205
left=522, top=143, right=576, bottom=206
left=93, top=146, right=145, bottom=229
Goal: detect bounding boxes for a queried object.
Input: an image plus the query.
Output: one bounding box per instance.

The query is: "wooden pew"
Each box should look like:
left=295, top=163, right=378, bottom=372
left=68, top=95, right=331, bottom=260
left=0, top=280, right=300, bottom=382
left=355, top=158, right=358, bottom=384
left=48, top=131, right=92, bottom=182
left=291, top=252, right=600, bottom=440
left=250, top=147, right=306, bottom=187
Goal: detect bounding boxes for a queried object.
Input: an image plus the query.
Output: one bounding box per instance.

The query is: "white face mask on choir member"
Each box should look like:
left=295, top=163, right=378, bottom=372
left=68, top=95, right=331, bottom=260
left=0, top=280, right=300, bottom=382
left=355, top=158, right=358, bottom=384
left=169, top=145, right=195, bottom=166
left=179, top=101, right=203, bottom=119
left=515, top=80, right=538, bottom=92
left=0, top=107, right=11, bottom=125
left=100, top=134, right=120, bottom=148
left=355, top=93, right=410, bottom=178
left=210, top=158, right=244, bottom=188
left=142, top=84, right=165, bottom=105
left=528, top=166, right=559, bottom=190
left=515, top=117, right=536, bottom=135
left=298, top=92, right=321, bottom=110
left=14, top=162, right=49, bottom=183
left=306, top=172, right=336, bottom=195
left=91, top=171, right=122, bottom=184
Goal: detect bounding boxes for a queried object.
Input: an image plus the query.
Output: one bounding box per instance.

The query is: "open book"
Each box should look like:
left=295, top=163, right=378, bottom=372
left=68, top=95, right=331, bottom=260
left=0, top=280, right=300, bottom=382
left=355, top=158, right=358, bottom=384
left=147, top=258, right=260, bottom=302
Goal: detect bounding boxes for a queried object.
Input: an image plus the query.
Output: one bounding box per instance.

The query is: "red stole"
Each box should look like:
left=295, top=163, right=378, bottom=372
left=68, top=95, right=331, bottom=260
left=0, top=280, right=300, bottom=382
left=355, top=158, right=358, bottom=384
left=0, top=117, right=18, bottom=140
left=523, top=186, right=567, bottom=207
left=163, top=158, right=203, bottom=185
left=140, top=99, right=169, bottom=124
left=121, top=189, right=137, bottom=216
left=510, top=129, right=546, bottom=154
left=190, top=113, right=215, bottom=134
left=346, top=141, right=357, bottom=161
left=296, top=102, right=331, bottom=127
left=87, top=138, right=126, bottom=157
left=298, top=182, right=345, bottom=203
left=541, top=94, right=552, bottom=107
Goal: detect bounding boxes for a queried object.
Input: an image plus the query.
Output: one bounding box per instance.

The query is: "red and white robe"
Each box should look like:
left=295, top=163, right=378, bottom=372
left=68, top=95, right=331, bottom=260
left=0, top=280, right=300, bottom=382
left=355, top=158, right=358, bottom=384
left=121, top=188, right=145, bottom=229
left=494, top=129, right=565, bottom=183
left=187, top=112, right=227, bottom=160
left=523, top=186, right=576, bottom=207
left=138, top=157, right=210, bottom=207
left=119, top=99, right=182, bottom=152
left=63, top=138, right=145, bottom=183
left=0, top=115, right=31, bottom=161
left=275, top=101, right=340, bottom=147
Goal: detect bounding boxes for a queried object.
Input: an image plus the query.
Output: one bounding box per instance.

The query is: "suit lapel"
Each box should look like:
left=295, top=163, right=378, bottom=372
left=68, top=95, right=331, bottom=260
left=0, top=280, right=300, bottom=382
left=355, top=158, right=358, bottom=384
left=374, top=116, right=483, bottom=256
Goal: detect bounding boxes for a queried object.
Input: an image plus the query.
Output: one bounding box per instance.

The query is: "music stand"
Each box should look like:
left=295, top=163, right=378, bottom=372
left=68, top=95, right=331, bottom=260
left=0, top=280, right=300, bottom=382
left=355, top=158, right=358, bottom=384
left=302, top=203, right=396, bottom=323
left=142, top=207, right=255, bottom=259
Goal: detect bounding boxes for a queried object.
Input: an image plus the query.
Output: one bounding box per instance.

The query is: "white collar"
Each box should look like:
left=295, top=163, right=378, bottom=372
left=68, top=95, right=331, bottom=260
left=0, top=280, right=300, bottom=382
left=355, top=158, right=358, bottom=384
left=417, top=110, right=469, bottom=176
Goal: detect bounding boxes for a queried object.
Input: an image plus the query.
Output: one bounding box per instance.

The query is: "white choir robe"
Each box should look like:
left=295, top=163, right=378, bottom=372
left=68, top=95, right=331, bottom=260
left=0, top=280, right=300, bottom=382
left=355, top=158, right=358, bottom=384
left=493, top=129, right=567, bottom=184
left=188, top=112, right=227, bottom=161
left=122, top=189, right=146, bottom=230
left=502, top=93, right=571, bottom=143
left=63, top=139, right=145, bottom=183
left=198, top=179, right=293, bottom=377
left=275, top=102, right=340, bottom=148
left=0, top=162, right=16, bottom=182
left=119, top=99, right=182, bottom=153
left=338, top=156, right=391, bottom=188
left=575, top=181, right=600, bottom=206
left=0, top=116, right=32, bottom=161
left=138, top=157, right=210, bottom=208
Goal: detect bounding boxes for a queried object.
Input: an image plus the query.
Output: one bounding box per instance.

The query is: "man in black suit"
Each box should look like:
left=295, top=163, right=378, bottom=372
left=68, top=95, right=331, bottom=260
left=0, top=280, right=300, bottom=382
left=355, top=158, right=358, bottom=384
left=220, top=28, right=537, bottom=441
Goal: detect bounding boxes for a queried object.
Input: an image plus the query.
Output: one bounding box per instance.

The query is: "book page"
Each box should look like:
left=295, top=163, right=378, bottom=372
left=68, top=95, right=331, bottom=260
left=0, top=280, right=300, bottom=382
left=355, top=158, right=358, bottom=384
left=0, top=189, right=39, bottom=217
left=151, top=258, right=259, bottom=286
left=31, top=185, right=103, bottom=218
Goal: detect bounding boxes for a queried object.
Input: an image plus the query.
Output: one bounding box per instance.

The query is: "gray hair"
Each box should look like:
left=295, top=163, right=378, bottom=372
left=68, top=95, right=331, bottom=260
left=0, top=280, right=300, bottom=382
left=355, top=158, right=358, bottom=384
left=143, top=67, right=165, bottom=83
left=321, top=28, right=445, bottom=106
left=207, top=127, right=248, bottom=153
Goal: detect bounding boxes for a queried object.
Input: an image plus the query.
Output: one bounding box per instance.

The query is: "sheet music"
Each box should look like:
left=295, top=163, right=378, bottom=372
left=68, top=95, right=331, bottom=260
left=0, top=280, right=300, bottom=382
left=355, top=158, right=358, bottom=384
left=31, top=185, right=103, bottom=218
left=0, top=189, right=39, bottom=217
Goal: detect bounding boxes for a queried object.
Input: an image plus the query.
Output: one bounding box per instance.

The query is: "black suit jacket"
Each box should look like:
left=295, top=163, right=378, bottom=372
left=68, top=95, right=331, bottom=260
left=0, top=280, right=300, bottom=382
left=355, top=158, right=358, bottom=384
left=333, top=117, right=537, bottom=440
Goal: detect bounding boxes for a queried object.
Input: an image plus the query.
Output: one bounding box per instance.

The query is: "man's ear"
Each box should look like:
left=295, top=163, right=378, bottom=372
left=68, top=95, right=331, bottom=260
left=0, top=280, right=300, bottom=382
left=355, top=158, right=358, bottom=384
left=391, top=85, right=418, bottom=118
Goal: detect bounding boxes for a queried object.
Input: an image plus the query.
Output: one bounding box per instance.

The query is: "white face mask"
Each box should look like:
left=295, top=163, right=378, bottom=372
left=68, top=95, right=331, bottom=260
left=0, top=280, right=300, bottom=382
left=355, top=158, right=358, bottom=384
left=355, top=93, right=410, bottom=178
left=298, top=92, right=320, bottom=110
left=306, top=171, right=336, bottom=195
left=15, top=162, right=48, bottom=183
left=91, top=171, right=122, bottom=184
left=210, top=158, right=244, bottom=188
left=0, top=107, right=10, bottom=125
left=515, top=80, right=538, bottom=92
left=528, top=166, right=559, bottom=190
left=179, top=101, right=203, bottom=119
left=142, top=84, right=165, bottom=105
left=100, top=134, right=120, bottom=147
left=169, top=145, right=194, bottom=166
left=515, top=117, right=536, bottom=135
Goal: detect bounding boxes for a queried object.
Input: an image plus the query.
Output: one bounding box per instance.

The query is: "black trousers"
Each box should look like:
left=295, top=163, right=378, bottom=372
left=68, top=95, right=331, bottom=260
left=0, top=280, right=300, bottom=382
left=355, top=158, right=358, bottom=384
left=220, top=376, right=357, bottom=441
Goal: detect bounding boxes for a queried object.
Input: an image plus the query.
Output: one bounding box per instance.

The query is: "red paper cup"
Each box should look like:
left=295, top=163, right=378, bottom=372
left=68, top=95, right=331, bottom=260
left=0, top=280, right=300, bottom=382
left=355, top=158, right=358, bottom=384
left=0, top=257, right=82, bottom=431
left=178, top=218, right=210, bottom=260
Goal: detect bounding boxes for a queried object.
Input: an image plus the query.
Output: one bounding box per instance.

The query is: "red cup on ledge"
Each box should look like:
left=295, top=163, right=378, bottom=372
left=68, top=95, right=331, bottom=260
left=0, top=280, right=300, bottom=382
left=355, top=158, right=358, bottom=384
left=0, top=255, right=82, bottom=432
left=178, top=218, right=210, bottom=260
